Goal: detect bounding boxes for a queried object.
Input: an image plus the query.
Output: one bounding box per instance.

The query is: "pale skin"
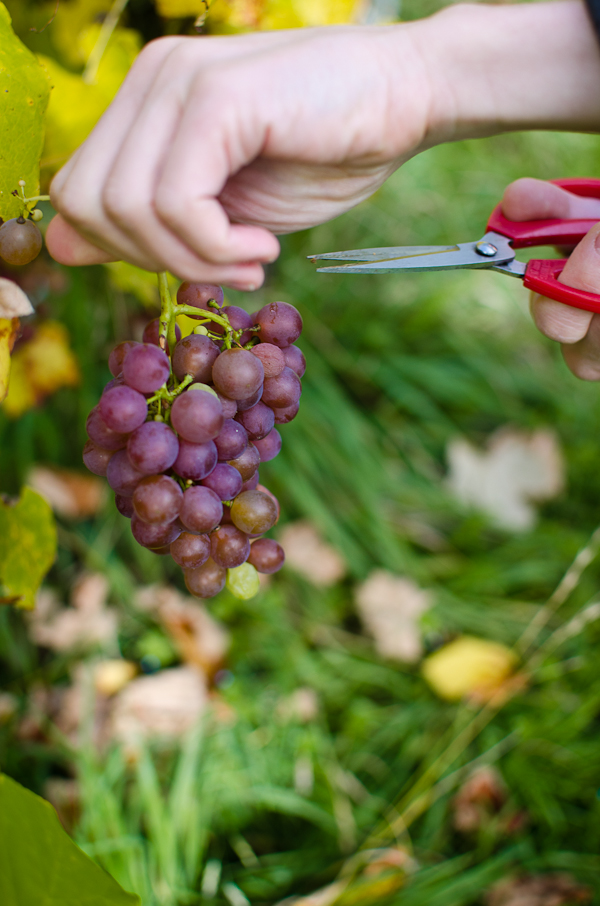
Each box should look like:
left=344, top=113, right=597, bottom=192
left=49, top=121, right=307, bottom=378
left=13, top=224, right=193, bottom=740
left=46, top=1, right=600, bottom=378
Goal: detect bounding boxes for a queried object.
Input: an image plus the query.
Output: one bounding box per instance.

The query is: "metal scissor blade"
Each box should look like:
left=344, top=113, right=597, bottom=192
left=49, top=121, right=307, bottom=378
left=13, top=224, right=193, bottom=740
left=308, top=244, right=457, bottom=263
left=313, top=238, right=515, bottom=274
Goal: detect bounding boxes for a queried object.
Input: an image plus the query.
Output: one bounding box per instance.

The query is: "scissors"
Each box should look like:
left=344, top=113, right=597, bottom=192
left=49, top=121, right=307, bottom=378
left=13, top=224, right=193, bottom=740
left=308, top=178, right=600, bottom=314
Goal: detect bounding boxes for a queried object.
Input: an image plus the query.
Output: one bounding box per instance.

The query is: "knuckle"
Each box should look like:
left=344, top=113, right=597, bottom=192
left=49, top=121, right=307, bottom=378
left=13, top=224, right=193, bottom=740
left=102, top=182, right=142, bottom=226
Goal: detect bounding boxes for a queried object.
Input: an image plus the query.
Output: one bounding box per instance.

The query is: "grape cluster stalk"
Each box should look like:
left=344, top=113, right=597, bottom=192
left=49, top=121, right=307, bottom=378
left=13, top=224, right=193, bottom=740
left=83, top=277, right=306, bottom=600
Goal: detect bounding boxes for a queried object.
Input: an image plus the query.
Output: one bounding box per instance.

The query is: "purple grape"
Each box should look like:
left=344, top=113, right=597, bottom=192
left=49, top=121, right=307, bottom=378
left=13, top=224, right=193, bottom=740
left=106, top=449, right=145, bottom=496
left=184, top=559, right=226, bottom=598
left=225, top=306, right=254, bottom=345
left=170, top=532, right=211, bottom=569
left=273, top=401, right=299, bottom=424
left=251, top=343, right=285, bottom=377
left=248, top=538, right=285, bottom=574
left=133, top=475, right=183, bottom=524
left=253, top=301, right=302, bottom=348
left=108, top=341, right=138, bottom=377
left=236, top=385, right=263, bottom=413
left=212, top=348, right=264, bottom=401
left=282, top=345, right=306, bottom=377
left=123, top=344, right=171, bottom=394
left=210, top=525, right=251, bottom=568
left=216, top=392, right=237, bottom=418
left=172, top=334, right=220, bottom=383
left=142, top=318, right=181, bottom=350
left=86, top=406, right=129, bottom=451
left=127, top=421, right=179, bottom=475
left=261, top=366, right=301, bottom=410
left=235, top=402, right=274, bottom=441
left=228, top=443, right=260, bottom=481
left=177, top=282, right=224, bottom=317
left=115, top=494, right=134, bottom=518
left=102, top=375, right=125, bottom=394
left=180, top=485, right=223, bottom=533
left=170, top=388, right=223, bottom=444
left=173, top=438, right=218, bottom=481
left=253, top=428, right=282, bottom=462
left=201, top=463, right=243, bottom=501
left=215, top=419, right=248, bottom=461
left=99, top=385, right=148, bottom=434
left=240, top=472, right=259, bottom=492
left=131, top=514, right=181, bottom=549
left=256, top=483, right=280, bottom=523
left=82, top=440, right=112, bottom=476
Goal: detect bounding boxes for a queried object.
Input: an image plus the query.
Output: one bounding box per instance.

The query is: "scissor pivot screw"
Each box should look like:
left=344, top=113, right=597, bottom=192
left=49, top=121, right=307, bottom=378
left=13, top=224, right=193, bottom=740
left=475, top=240, right=498, bottom=257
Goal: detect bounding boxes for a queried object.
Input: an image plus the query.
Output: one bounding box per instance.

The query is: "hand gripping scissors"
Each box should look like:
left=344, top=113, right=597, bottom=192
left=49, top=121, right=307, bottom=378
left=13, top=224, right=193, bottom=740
left=308, top=178, right=600, bottom=314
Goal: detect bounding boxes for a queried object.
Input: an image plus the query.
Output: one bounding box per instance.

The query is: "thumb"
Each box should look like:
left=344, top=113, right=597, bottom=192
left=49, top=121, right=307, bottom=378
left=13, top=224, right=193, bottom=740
left=45, top=214, right=116, bottom=267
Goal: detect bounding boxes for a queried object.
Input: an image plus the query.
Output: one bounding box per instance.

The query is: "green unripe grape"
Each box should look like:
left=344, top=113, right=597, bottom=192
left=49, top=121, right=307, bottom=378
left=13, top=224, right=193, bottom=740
left=226, top=562, right=260, bottom=600
left=0, top=216, right=42, bottom=265
left=31, top=209, right=43, bottom=222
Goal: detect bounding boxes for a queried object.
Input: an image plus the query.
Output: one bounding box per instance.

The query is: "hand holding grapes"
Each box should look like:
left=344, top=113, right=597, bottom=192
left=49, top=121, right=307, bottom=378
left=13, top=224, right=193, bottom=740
left=46, top=3, right=600, bottom=290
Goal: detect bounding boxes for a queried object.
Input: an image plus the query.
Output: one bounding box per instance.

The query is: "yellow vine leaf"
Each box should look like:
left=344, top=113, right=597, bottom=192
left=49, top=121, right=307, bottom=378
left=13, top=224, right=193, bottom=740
left=44, top=0, right=114, bottom=68
left=206, top=0, right=366, bottom=30
left=39, top=25, right=141, bottom=174
left=422, top=636, right=517, bottom=702
left=0, top=317, right=19, bottom=403
left=0, top=488, right=57, bottom=610
left=0, top=3, right=50, bottom=220
left=3, top=321, right=80, bottom=419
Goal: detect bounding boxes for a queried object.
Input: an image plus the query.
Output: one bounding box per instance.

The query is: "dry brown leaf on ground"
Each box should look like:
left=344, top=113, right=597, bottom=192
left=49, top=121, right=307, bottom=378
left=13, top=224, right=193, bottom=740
left=156, top=587, right=230, bottom=678
left=278, top=521, right=346, bottom=586
left=486, top=874, right=592, bottom=906
left=28, top=573, right=118, bottom=653
left=354, top=571, right=431, bottom=663
left=109, top=665, right=208, bottom=748
left=28, top=465, right=106, bottom=519
left=277, top=687, right=319, bottom=723
left=452, top=766, right=506, bottom=832
left=0, top=278, right=33, bottom=318
left=446, top=427, right=564, bottom=531
left=3, top=321, right=80, bottom=418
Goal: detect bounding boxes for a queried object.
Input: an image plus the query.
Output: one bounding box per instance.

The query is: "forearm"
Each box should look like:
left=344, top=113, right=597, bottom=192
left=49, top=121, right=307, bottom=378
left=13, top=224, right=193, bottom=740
left=406, top=1, right=600, bottom=147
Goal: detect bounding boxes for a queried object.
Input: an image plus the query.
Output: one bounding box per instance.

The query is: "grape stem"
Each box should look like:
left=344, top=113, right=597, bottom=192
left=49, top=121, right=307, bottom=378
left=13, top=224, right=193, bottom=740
left=146, top=373, right=193, bottom=406
left=157, top=271, right=177, bottom=354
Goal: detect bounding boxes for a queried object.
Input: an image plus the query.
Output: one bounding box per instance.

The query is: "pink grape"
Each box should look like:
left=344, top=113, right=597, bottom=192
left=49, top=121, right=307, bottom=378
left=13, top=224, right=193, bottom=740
left=273, top=401, right=300, bottom=424
left=212, top=348, right=264, bottom=401
left=172, top=334, right=220, bottom=383
left=180, top=486, right=223, bottom=533
left=210, top=525, right=251, bottom=569
left=253, top=428, right=282, bottom=462
left=108, top=341, right=138, bottom=377
left=173, top=438, right=218, bottom=481
left=177, top=282, right=224, bottom=316
left=201, top=463, right=243, bottom=501
left=99, top=385, right=148, bottom=434
left=106, top=449, right=145, bottom=496
left=225, top=306, right=254, bottom=345
left=123, top=343, right=170, bottom=394
left=86, top=406, right=129, bottom=451
left=170, top=388, right=223, bottom=444
left=170, top=532, right=211, bottom=569
left=248, top=539, right=285, bottom=574
left=253, top=301, right=302, bottom=348
left=142, top=318, right=182, bottom=350
left=251, top=343, right=285, bottom=377
left=228, top=443, right=260, bottom=481
left=261, top=366, right=301, bottom=409
left=235, top=402, right=274, bottom=441
left=127, top=421, right=179, bottom=474
left=236, top=386, right=263, bottom=413
left=240, top=472, right=259, bottom=492
left=82, top=440, right=112, bottom=476
left=216, top=392, right=237, bottom=418
left=256, top=483, right=281, bottom=523
left=215, top=419, right=248, bottom=461
left=230, top=490, right=278, bottom=535
left=131, top=514, right=181, bottom=549
left=184, top=558, right=226, bottom=598
left=282, top=345, right=306, bottom=377
left=133, top=475, right=183, bottom=525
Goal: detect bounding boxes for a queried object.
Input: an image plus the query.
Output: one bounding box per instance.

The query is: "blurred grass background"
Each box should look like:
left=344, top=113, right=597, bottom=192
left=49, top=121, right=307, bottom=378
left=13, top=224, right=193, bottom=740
left=2, top=1, right=600, bottom=904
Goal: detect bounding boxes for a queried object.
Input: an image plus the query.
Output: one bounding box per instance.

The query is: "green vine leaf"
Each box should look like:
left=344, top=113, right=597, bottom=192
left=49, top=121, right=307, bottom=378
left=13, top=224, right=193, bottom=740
left=0, top=2, right=50, bottom=220
left=0, top=486, right=56, bottom=609
left=0, top=774, right=141, bottom=905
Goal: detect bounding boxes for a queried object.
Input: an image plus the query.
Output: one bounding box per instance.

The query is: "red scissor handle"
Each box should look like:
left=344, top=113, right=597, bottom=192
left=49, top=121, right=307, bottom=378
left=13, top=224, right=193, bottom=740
left=488, top=178, right=600, bottom=314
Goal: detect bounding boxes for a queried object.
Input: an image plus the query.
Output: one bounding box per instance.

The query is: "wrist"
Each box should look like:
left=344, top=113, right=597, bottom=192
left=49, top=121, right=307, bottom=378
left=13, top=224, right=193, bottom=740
left=407, top=1, right=600, bottom=146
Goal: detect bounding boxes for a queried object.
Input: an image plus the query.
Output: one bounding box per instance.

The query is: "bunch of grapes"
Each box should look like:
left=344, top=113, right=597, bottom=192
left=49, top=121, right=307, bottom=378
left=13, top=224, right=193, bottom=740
left=83, top=281, right=305, bottom=601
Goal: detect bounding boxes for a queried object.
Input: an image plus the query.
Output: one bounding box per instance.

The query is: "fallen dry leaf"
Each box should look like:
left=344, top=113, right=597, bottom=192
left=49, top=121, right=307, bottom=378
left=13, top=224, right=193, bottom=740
left=0, top=278, right=33, bottom=318
left=278, top=521, right=346, bottom=586
left=28, top=573, right=118, bottom=653
left=446, top=427, right=564, bottom=531
left=110, top=665, right=208, bottom=747
left=28, top=465, right=106, bottom=519
left=355, top=571, right=431, bottom=663
left=3, top=321, right=80, bottom=418
left=94, top=659, right=137, bottom=696
left=486, top=874, right=591, bottom=906
left=278, top=687, right=319, bottom=723
left=453, top=766, right=506, bottom=832
left=422, top=636, right=517, bottom=702
left=0, top=316, right=19, bottom=402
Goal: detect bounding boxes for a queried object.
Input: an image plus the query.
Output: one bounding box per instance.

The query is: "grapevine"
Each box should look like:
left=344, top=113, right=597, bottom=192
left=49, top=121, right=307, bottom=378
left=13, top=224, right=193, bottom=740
left=83, top=276, right=306, bottom=601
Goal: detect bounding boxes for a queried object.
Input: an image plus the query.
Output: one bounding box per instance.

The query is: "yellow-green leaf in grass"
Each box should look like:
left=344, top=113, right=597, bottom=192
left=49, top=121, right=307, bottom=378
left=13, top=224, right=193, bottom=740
left=0, top=774, right=141, bottom=905
left=0, top=486, right=56, bottom=609
left=0, top=3, right=50, bottom=220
